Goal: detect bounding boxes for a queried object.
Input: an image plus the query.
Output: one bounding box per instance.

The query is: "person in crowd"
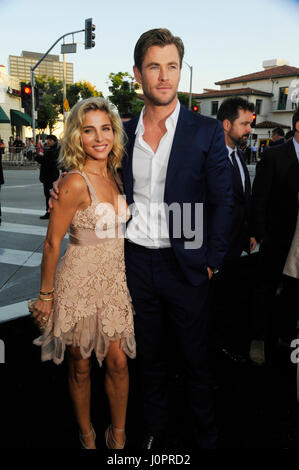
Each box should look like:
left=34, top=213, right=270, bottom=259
left=209, top=98, right=257, bottom=364
left=270, top=127, right=285, bottom=146
left=0, top=138, right=5, bottom=155
left=0, top=139, right=4, bottom=226
left=251, top=140, right=258, bottom=162
left=35, top=135, right=44, bottom=157
left=32, top=97, right=135, bottom=449
left=13, top=135, right=24, bottom=154
left=8, top=136, right=14, bottom=158
left=250, top=108, right=299, bottom=365
left=50, top=28, right=233, bottom=450
left=35, top=134, right=60, bottom=219
left=285, top=130, right=294, bottom=142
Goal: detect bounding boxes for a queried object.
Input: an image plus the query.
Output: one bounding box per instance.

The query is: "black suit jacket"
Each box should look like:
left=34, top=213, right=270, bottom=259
left=251, top=139, right=299, bottom=259
left=122, top=105, right=233, bottom=286
left=35, top=143, right=60, bottom=184
left=225, top=148, right=252, bottom=260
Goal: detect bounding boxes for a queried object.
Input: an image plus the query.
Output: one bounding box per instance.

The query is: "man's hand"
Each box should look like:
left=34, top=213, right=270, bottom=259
left=207, top=267, right=213, bottom=280
left=250, top=237, right=257, bottom=252
left=48, top=172, right=67, bottom=211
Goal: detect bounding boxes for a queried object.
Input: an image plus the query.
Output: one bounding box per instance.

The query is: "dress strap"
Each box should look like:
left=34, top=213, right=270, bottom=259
left=67, top=170, right=98, bottom=203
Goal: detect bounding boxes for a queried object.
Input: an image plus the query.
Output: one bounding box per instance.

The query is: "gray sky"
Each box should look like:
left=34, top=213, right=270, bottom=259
left=0, top=0, right=298, bottom=97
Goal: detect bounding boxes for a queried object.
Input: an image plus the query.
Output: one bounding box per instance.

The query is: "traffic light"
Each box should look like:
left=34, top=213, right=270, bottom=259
left=35, top=87, right=45, bottom=109
left=251, top=112, right=257, bottom=128
left=21, top=83, right=32, bottom=110
left=192, top=104, right=199, bottom=113
left=85, top=18, right=95, bottom=49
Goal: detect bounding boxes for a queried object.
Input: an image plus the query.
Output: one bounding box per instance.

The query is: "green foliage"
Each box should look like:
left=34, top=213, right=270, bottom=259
left=108, top=72, right=142, bottom=117
left=34, top=76, right=102, bottom=132
left=177, top=92, right=198, bottom=109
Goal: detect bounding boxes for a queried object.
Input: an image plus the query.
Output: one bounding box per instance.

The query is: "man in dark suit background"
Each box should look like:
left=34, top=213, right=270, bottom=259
left=269, top=127, right=285, bottom=147
left=250, top=108, right=299, bottom=364
left=209, top=98, right=257, bottom=363
left=123, top=28, right=233, bottom=449
left=35, top=134, right=60, bottom=220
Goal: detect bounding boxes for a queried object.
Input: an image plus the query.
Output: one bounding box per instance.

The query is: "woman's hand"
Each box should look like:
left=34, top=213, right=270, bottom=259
left=31, top=298, right=53, bottom=329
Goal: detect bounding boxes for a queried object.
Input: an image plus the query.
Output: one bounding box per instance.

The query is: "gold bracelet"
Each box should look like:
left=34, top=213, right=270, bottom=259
left=40, top=288, right=54, bottom=296
left=39, top=296, right=54, bottom=301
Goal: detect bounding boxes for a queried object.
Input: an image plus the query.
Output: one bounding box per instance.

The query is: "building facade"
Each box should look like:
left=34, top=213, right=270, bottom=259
left=0, top=65, right=31, bottom=144
left=196, top=59, right=299, bottom=143
left=9, top=51, right=73, bottom=85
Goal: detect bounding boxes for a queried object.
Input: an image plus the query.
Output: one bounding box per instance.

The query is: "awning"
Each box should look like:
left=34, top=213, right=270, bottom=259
left=10, top=109, right=32, bottom=127
left=0, top=105, right=10, bottom=123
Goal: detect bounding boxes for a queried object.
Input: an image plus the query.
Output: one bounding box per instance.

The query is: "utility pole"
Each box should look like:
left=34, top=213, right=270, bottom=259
left=30, top=22, right=92, bottom=139
left=184, top=61, right=193, bottom=110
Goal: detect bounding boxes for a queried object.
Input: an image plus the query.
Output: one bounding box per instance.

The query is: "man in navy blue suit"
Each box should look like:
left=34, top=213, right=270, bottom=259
left=123, top=28, right=233, bottom=449
left=210, top=98, right=257, bottom=363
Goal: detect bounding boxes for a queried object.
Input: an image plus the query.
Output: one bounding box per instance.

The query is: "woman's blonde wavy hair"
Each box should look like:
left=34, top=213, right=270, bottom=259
left=58, top=97, right=126, bottom=172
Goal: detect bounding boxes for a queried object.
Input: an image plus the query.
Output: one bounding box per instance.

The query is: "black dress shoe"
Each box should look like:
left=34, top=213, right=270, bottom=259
left=40, top=213, right=50, bottom=219
left=221, top=348, right=247, bottom=365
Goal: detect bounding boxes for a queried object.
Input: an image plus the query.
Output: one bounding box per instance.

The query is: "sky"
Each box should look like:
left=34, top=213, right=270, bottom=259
left=0, top=0, right=299, bottom=97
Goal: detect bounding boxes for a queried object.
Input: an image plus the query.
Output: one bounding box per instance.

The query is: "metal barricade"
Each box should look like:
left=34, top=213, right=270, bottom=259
left=2, top=147, right=39, bottom=167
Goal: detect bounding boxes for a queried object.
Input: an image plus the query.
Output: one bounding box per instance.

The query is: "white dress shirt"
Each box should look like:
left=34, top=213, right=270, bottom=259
left=126, top=101, right=180, bottom=248
left=293, top=137, right=299, bottom=162
left=226, top=145, right=245, bottom=191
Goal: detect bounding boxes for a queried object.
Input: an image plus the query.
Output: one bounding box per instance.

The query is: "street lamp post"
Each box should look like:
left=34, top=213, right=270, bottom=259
left=30, top=26, right=86, bottom=139
left=184, top=61, right=193, bottom=110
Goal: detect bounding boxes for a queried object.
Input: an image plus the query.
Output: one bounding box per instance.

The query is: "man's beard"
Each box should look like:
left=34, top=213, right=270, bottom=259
left=231, top=133, right=250, bottom=147
left=142, top=85, right=177, bottom=107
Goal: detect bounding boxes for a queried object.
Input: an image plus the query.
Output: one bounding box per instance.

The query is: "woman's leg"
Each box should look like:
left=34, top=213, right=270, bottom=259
left=67, top=345, right=95, bottom=448
left=104, top=340, right=129, bottom=448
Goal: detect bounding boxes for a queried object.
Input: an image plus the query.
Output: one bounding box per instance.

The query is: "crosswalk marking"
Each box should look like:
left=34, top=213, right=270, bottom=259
left=0, top=248, right=42, bottom=267
left=0, top=301, right=30, bottom=323
left=2, top=207, right=45, bottom=216
left=0, top=221, right=69, bottom=238
left=1, top=221, right=48, bottom=236
left=3, top=184, right=41, bottom=189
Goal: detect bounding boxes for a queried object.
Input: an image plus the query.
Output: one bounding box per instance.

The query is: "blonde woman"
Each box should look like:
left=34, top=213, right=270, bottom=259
left=32, top=97, right=136, bottom=449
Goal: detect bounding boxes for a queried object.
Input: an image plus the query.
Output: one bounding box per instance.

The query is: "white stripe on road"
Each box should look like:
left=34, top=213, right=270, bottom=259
left=0, top=301, right=30, bottom=323
left=0, top=222, right=48, bottom=236
left=2, top=207, right=44, bottom=215
left=0, top=248, right=42, bottom=267
left=0, top=222, right=68, bottom=238
left=3, top=184, right=40, bottom=189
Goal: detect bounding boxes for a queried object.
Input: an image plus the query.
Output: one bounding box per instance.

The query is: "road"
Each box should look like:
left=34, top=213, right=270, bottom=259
left=0, top=168, right=67, bottom=323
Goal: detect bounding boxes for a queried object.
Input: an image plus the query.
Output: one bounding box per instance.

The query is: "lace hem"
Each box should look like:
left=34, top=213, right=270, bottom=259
left=33, top=311, right=136, bottom=367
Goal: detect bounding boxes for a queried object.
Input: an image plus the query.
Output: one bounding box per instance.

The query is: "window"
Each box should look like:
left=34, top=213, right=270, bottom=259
left=226, top=84, right=230, bottom=88
left=211, top=101, right=219, bottom=115
left=278, top=87, right=288, bottom=110
left=255, top=99, right=262, bottom=115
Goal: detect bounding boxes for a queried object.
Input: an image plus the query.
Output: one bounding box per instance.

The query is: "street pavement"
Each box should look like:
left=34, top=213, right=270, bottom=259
left=0, top=167, right=298, bottom=451
left=0, top=168, right=68, bottom=323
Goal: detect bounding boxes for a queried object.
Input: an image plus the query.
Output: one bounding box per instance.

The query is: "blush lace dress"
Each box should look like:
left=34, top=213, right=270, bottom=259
left=33, top=170, right=136, bottom=365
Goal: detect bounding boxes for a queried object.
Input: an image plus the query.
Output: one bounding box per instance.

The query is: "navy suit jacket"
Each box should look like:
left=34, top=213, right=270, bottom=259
left=122, top=105, right=233, bottom=286
left=225, top=148, right=252, bottom=261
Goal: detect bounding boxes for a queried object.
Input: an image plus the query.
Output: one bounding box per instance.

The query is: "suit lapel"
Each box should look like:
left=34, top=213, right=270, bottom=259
left=122, top=117, right=138, bottom=204
left=285, top=139, right=299, bottom=193
left=164, top=106, right=194, bottom=202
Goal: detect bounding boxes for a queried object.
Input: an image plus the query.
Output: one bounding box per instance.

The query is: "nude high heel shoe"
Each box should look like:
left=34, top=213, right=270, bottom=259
left=105, top=424, right=126, bottom=449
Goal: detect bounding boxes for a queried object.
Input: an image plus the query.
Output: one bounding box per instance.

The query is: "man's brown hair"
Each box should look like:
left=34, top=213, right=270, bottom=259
left=134, top=28, right=184, bottom=71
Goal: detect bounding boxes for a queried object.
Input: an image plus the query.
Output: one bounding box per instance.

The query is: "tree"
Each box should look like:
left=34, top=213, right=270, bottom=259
left=35, top=76, right=62, bottom=133
left=33, top=76, right=103, bottom=133
left=108, top=72, right=142, bottom=117
left=67, top=81, right=102, bottom=109
left=177, top=92, right=199, bottom=110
